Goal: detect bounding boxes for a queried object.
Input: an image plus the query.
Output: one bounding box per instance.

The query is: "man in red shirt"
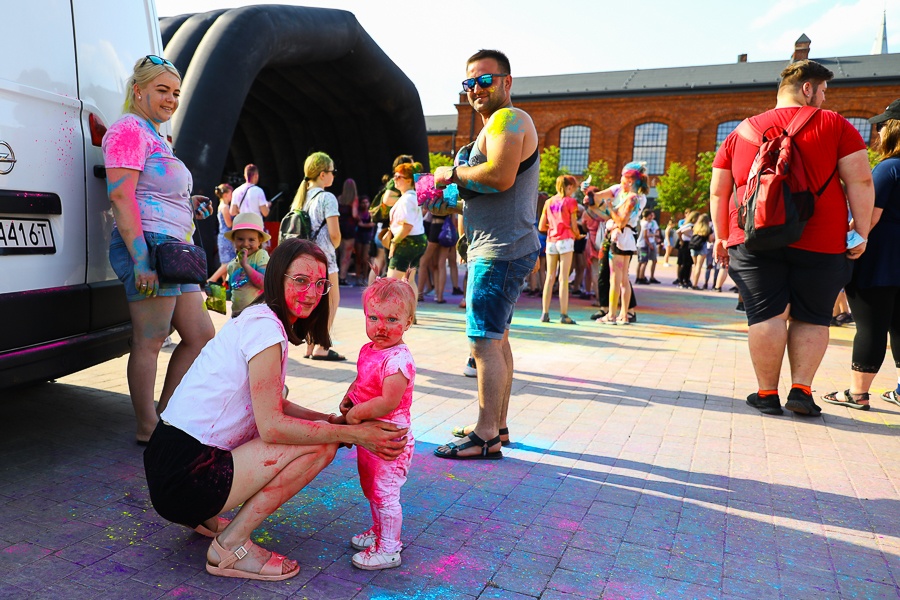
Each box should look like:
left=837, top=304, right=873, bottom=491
left=710, top=60, right=874, bottom=417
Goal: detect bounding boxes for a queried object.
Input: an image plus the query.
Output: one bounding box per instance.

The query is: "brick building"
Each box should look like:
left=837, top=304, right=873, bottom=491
left=426, top=37, right=900, bottom=200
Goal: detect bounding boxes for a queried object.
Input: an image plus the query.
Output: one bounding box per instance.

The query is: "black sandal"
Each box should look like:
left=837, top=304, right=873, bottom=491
left=821, top=389, right=870, bottom=411
left=434, top=432, right=503, bottom=460
left=452, top=426, right=510, bottom=446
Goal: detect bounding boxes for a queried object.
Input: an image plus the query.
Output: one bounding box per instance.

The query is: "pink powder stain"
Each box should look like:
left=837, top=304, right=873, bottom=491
left=263, top=459, right=277, bottom=467
left=432, top=554, right=464, bottom=576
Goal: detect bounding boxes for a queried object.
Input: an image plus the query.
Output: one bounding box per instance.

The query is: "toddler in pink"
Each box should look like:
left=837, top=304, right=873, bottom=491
left=339, top=278, right=416, bottom=570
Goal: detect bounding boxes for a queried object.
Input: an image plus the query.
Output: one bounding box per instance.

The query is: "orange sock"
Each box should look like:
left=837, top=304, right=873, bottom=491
left=791, top=384, right=812, bottom=395
left=757, top=389, right=778, bottom=398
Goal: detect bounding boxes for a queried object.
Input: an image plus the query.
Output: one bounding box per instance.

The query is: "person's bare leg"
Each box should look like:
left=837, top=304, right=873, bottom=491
left=747, top=307, right=790, bottom=389
left=498, top=329, right=514, bottom=432
left=786, top=320, right=830, bottom=387
left=419, top=243, right=437, bottom=295
left=649, top=257, right=657, bottom=280
left=849, top=371, right=878, bottom=395
left=542, top=253, right=559, bottom=316
left=449, top=251, right=460, bottom=291
left=125, top=296, right=176, bottom=441
left=208, top=263, right=228, bottom=284
left=160, top=292, right=215, bottom=413
left=338, top=240, right=354, bottom=281
left=559, top=252, right=573, bottom=316
left=617, top=255, right=633, bottom=322
left=435, top=247, right=449, bottom=302
left=208, top=440, right=338, bottom=575
left=312, top=272, right=340, bottom=356
left=608, top=255, right=622, bottom=320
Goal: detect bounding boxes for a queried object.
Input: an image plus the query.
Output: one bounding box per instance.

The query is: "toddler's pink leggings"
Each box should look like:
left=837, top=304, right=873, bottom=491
left=358, top=442, right=414, bottom=553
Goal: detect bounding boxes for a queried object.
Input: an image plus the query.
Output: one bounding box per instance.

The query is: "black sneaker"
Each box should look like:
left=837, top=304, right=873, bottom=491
left=785, top=388, right=822, bottom=417
left=746, top=392, right=783, bottom=416
left=649, top=278, right=661, bottom=284
left=735, top=301, right=745, bottom=312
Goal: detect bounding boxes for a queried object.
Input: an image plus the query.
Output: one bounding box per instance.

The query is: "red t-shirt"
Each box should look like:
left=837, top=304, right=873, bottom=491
left=713, top=107, right=866, bottom=254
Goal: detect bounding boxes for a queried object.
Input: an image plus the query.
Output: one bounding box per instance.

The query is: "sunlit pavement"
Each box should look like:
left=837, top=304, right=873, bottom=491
left=2, top=265, right=899, bottom=599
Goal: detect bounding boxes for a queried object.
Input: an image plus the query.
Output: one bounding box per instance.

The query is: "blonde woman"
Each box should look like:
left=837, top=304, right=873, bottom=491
left=689, top=214, right=713, bottom=289
left=538, top=175, right=581, bottom=324
left=103, top=56, right=215, bottom=443
left=291, top=152, right=345, bottom=360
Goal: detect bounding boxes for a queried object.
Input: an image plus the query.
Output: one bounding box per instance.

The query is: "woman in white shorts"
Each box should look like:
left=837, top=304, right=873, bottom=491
left=538, top=175, right=582, bottom=324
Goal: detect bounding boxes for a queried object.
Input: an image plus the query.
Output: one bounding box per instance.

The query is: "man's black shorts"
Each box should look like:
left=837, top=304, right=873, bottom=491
left=728, top=244, right=852, bottom=327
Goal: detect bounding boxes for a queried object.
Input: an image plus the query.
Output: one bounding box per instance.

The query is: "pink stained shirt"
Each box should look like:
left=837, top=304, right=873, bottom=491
left=348, top=342, right=415, bottom=435
left=545, top=195, right=579, bottom=242
left=102, top=114, right=195, bottom=242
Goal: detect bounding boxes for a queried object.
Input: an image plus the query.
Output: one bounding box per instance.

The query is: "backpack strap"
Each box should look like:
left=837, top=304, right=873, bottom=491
left=785, top=105, right=818, bottom=137
left=305, top=190, right=328, bottom=239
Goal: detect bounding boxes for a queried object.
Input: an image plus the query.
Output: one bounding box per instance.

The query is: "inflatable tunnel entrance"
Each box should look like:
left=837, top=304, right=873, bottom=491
left=160, top=5, right=428, bottom=266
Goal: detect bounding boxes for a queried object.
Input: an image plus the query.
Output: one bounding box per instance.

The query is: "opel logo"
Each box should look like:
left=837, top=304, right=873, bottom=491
left=0, top=141, right=15, bottom=175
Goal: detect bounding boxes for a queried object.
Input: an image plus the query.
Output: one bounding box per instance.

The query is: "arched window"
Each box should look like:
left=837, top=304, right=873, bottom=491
left=716, top=120, right=741, bottom=147
left=559, top=125, right=591, bottom=173
left=845, top=117, right=873, bottom=145
left=633, top=122, right=668, bottom=175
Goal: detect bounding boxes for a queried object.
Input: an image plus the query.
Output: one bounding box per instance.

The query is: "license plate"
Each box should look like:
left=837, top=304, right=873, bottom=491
left=0, top=217, right=56, bottom=254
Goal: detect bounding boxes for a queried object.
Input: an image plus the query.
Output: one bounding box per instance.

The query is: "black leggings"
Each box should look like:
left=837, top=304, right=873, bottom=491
left=676, top=241, right=692, bottom=283
left=846, top=284, right=900, bottom=373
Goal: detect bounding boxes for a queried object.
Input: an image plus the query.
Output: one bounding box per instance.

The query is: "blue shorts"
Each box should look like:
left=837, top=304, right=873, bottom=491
left=110, top=229, right=202, bottom=302
left=466, top=251, right=538, bottom=340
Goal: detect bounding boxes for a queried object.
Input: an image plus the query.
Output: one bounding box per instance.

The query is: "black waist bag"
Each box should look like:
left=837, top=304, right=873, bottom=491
left=148, top=240, right=207, bottom=284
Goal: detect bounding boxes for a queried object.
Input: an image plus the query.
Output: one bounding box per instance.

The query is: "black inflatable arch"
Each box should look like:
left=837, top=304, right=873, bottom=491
left=160, top=5, right=428, bottom=265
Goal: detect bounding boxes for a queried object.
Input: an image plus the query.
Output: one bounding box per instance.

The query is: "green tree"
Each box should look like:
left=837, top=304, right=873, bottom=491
left=655, top=161, right=697, bottom=217
left=692, top=150, right=715, bottom=206
left=582, top=158, right=615, bottom=192
left=867, top=147, right=880, bottom=169
left=538, top=145, right=568, bottom=195
left=428, top=152, right=453, bottom=171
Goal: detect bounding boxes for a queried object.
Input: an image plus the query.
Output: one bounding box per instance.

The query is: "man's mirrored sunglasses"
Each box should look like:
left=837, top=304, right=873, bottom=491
left=461, top=73, right=508, bottom=92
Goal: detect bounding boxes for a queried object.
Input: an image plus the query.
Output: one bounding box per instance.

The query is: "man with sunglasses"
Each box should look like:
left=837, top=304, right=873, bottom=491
left=429, top=49, right=540, bottom=461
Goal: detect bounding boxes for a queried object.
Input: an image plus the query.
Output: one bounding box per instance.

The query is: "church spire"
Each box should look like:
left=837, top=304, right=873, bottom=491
left=871, top=10, right=888, bottom=54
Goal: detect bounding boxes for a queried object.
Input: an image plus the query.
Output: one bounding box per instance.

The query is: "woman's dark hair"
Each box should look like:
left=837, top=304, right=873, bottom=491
left=256, top=238, right=331, bottom=347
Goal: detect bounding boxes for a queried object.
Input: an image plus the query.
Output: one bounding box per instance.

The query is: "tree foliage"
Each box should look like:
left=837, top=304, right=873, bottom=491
left=692, top=151, right=715, bottom=206
left=538, top=145, right=568, bottom=195
left=867, top=147, right=880, bottom=169
left=582, top=159, right=616, bottom=192
left=428, top=152, right=453, bottom=171
left=655, top=162, right=697, bottom=216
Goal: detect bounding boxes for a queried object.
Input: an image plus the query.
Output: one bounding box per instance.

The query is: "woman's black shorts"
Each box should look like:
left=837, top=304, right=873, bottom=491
left=427, top=218, right=446, bottom=244
left=143, top=421, right=234, bottom=528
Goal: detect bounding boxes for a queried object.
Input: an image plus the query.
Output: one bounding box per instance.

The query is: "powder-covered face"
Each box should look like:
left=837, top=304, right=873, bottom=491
left=284, top=254, right=327, bottom=322
left=134, top=71, right=180, bottom=125
left=364, top=296, right=413, bottom=350
left=232, top=229, right=262, bottom=253
left=466, top=58, right=509, bottom=116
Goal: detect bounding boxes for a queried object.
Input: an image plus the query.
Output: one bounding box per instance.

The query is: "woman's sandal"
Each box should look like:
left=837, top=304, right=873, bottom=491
left=881, top=390, right=900, bottom=407
left=821, top=389, right=870, bottom=411
left=194, top=517, right=230, bottom=538
left=452, top=426, right=510, bottom=446
left=434, top=432, right=503, bottom=460
left=206, top=537, right=299, bottom=581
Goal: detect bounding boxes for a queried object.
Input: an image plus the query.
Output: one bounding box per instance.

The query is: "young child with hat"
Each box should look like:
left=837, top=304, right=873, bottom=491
left=225, top=212, right=271, bottom=317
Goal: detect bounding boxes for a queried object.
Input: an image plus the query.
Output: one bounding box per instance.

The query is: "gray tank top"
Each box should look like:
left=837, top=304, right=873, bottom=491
left=464, top=139, right=540, bottom=261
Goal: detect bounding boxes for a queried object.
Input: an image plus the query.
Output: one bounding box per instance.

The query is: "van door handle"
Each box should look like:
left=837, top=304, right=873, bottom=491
left=93, top=166, right=106, bottom=179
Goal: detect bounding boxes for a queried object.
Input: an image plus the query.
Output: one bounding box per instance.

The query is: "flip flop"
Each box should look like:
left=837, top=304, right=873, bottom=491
left=452, top=426, right=510, bottom=446
left=434, top=432, right=503, bottom=460
left=206, top=537, right=299, bottom=581
left=310, top=349, right=346, bottom=361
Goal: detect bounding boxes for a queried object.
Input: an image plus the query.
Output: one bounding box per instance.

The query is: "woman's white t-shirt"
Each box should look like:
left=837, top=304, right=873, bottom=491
left=160, top=304, right=288, bottom=450
left=390, top=190, right=425, bottom=237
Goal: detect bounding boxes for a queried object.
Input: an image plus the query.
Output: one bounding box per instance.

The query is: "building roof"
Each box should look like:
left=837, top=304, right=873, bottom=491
left=508, top=53, right=900, bottom=101
left=425, top=114, right=458, bottom=134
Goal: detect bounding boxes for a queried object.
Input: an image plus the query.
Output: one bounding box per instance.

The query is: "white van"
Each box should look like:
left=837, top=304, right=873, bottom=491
left=0, top=0, right=167, bottom=388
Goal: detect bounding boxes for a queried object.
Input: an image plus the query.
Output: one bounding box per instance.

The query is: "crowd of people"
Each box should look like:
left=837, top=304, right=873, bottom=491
left=102, top=51, right=900, bottom=582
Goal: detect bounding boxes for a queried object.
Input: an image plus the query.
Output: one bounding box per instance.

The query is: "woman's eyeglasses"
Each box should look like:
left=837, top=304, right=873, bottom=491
left=284, top=274, right=332, bottom=295
left=324, top=169, right=337, bottom=175
left=141, top=55, right=175, bottom=68
left=461, top=73, right=508, bottom=92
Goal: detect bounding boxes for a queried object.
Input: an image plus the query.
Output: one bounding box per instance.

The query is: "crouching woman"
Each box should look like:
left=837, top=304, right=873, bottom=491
left=143, top=238, right=409, bottom=582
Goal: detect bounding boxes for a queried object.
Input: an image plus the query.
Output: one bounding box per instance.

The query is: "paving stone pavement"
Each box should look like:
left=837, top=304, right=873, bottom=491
left=2, top=267, right=900, bottom=599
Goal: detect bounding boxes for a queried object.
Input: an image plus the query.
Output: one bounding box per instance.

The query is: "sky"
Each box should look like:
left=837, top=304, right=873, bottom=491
left=156, top=0, right=898, bottom=116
